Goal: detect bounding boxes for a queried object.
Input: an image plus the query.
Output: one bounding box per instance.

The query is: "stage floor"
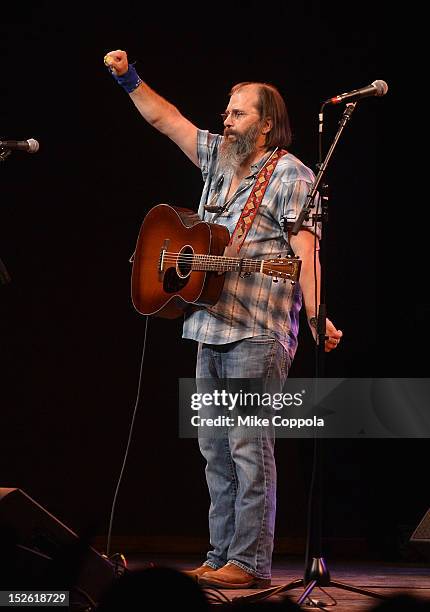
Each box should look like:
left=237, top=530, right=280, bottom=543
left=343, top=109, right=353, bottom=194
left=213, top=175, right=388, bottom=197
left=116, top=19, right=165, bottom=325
left=126, top=553, right=430, bottom=610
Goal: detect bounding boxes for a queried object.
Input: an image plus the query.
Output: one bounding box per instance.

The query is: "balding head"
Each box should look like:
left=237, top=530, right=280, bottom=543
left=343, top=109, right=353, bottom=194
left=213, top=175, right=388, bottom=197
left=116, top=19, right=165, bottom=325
left=229, top=82, right=292, bottom=148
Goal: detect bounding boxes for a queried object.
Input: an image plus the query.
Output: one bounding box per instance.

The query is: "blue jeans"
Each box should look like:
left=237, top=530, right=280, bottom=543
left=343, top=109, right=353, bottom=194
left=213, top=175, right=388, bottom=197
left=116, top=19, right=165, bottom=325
left=196, top=336, right=291, bottom=579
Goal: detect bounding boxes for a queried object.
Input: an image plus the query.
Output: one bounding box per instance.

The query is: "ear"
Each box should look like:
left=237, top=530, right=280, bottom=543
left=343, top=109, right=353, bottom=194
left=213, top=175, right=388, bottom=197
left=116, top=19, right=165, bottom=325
left=261, top=117, right=273, bottom=135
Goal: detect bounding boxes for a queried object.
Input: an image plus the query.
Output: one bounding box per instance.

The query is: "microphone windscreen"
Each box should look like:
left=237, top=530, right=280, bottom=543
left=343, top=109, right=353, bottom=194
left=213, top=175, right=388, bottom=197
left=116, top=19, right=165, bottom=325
left=372, top=80, right=388, bottom=96
left=27, top=139, right=39, bottom=153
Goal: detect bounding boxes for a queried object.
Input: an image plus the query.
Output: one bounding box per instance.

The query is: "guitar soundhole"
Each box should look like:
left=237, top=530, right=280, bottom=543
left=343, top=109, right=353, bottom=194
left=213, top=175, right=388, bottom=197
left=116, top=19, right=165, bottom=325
left=163, top=267, right=189, bottom=294
left=162, top=246, right=193, bottom=294
left=176, top=245, right=193, bottom=279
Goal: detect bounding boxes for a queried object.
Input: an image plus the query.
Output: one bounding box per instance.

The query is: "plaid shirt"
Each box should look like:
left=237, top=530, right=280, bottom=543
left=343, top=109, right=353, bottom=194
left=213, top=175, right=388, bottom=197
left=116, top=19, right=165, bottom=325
left=182, top=129, right=320, bottom=358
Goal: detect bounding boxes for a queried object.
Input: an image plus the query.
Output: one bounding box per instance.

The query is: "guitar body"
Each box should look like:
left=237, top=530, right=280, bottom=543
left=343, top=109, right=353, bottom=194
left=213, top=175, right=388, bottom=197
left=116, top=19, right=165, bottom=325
left=131, top=204, right=230, bottom=319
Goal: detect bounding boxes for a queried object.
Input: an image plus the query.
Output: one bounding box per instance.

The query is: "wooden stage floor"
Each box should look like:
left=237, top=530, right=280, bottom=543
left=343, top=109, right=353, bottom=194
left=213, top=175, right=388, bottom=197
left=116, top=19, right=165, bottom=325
left=126, top=554, right=430, bottom=610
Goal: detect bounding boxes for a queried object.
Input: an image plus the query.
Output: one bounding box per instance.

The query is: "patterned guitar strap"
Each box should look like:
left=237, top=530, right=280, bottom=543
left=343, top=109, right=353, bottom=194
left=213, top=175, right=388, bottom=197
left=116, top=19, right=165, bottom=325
left=228, top=147, right=288, bottom=253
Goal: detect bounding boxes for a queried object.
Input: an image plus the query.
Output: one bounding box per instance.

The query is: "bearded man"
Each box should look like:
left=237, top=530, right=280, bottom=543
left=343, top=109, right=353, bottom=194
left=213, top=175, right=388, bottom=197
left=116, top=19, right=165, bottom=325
left=104, top=50, right=342, bottom=589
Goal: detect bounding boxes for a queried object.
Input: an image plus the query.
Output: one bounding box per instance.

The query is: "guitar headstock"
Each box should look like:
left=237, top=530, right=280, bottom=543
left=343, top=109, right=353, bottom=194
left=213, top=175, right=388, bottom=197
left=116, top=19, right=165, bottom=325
left=262, top=256, right=301, bottom=283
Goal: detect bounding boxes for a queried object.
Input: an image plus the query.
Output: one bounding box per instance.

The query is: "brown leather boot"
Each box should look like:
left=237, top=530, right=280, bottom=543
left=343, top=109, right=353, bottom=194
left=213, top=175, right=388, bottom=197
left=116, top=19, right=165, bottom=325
left=182, top=565, right=218, bottom=581
left=199, top=562, right=271, bottom=589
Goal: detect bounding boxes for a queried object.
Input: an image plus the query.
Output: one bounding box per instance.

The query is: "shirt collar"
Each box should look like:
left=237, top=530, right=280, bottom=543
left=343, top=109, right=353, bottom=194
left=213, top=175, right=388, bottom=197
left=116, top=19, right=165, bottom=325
left=247, top=148, right=276, bottom=178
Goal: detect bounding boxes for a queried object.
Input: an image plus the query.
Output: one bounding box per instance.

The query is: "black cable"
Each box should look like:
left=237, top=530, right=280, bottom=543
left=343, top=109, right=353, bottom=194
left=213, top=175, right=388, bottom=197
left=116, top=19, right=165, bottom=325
left=106, top=315, right=150, bottom=557
left=303, top=190, right=323, bottom=577
left=303, top=416, right=319, bottom=579
left=70, top=586, right=97, bottom=611
left=201, top=586, right=232, bottom=604
left=0, top=257, right=11, bottom=284
left=306, top=585, right=337, bottom=608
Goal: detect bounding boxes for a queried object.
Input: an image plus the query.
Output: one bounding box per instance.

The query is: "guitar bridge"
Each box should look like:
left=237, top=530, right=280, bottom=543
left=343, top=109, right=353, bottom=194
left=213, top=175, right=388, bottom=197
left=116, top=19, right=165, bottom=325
left=159, top=239, right=170, bottom=279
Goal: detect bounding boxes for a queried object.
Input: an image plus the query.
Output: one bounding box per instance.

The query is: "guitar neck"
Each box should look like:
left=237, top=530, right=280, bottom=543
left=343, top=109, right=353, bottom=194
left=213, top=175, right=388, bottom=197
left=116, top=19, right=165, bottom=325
left=160, top=249, right=300, bottom=281
left=191, top=254, right=263, bottom=273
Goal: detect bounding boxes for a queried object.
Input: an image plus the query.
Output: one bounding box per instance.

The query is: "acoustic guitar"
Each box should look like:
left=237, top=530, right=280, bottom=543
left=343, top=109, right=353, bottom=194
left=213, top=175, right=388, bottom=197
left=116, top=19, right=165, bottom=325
left=131, top=204, right=301, bottom=319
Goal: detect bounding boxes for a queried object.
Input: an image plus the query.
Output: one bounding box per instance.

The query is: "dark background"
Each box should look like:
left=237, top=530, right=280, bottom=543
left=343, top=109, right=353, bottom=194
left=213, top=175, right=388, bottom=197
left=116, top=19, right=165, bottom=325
left=0, top=3, right=427, bottom=560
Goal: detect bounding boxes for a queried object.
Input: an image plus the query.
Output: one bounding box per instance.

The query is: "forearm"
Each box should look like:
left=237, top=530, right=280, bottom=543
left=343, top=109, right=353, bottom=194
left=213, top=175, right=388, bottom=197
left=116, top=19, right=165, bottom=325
left=289, top=229, right=320, bottom=322
left=130, top=82, right=198, bottom=163
left=298, top=251, right=321, bottom=322
left=130, top=83, right=189, bottom=139
left=289, top=230, right=343, bottom=349
left=104, top=49, right=198, bottom=163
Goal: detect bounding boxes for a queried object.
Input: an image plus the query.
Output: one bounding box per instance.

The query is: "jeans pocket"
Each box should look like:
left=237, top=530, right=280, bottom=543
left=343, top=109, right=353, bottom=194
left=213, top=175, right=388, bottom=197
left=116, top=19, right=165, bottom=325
left=245, top=335, right=276, bottom=345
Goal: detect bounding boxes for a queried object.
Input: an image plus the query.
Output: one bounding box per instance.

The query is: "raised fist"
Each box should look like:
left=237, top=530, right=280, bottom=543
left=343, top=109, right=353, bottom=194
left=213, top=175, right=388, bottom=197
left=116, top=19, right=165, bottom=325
left=103, top=50, right=129, bottom=76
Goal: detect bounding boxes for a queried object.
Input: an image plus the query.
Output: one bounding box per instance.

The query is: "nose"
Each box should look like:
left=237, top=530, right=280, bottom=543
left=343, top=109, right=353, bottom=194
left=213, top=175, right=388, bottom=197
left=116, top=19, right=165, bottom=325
left=223, top=113, right=233, bottom=127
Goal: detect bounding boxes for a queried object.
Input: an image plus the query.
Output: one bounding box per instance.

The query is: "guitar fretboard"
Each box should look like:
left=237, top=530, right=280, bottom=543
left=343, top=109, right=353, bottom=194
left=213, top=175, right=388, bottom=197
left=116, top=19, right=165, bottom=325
left=160, top=250, right=298, bottom=280
left=191, top=254, right=262, bottom=273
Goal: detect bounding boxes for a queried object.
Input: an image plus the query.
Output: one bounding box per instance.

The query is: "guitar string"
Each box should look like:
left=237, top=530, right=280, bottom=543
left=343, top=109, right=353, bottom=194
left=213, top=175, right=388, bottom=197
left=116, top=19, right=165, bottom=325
left=161, top=255, right=295, bottom=268
left=166, top=260, right=261, bottom=271
left=161, top=256, right=292, bottom=268
left=161, top=253, right=295, bottom=268
left=161, top=253, right=292, bottom=259
left=161, top=253, right=294, bottom=262
left=159, top=254, right=296, bottom=275
left=161, top=250, right=294, bottom=258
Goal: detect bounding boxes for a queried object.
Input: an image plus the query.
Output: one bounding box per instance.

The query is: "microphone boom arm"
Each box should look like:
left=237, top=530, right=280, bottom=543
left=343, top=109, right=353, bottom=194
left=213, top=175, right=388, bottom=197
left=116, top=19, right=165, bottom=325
left=290, top=102, right=357, bottom=236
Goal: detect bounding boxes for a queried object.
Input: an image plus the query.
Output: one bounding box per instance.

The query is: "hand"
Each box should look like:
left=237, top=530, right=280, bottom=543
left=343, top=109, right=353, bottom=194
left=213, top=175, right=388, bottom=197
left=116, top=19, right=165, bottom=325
left=103, top=49, right=129, bottom=76
left=324, top=318, right=343, bottom=353
left=309, top=316, right=343, bottom=352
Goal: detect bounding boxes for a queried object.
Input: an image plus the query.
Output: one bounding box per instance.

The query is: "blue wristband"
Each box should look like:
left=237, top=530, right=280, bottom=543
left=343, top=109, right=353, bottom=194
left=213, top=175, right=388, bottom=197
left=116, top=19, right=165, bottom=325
left=110, top=63, right=142, bottom=94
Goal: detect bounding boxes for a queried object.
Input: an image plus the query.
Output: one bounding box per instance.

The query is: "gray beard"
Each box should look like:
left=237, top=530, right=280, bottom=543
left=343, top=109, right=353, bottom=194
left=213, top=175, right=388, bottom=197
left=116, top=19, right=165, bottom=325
left=218, top=122, right=261, bottom=175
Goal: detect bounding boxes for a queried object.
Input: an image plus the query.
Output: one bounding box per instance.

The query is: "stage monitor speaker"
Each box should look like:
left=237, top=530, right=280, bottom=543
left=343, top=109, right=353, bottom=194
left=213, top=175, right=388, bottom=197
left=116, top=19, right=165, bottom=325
left=409, top=506, right=430, bottom=560
left=0, top=487, right=117, bottom=606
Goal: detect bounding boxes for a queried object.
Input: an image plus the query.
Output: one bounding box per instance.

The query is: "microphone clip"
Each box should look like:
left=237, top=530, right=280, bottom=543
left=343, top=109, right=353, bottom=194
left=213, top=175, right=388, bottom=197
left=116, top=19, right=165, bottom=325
left=0, top=148, right=12, bottom=162
left=204, top=204, right=224, bottom=213
left=338, top=102, right=357, bottom=128
left=204, top=174, right=225, bottom=214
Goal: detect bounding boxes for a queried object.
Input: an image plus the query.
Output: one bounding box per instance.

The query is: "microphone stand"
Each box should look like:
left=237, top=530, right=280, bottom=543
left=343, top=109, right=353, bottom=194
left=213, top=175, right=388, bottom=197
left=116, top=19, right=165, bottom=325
left=0, top=258, right=11, bottom=285
left=0, top=145, right=12, bottom=284
left=234, top=102, right=388, bottom=607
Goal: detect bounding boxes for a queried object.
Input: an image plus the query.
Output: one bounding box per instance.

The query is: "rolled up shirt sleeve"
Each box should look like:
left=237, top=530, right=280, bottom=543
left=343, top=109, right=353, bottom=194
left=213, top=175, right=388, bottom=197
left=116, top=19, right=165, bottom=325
left=282, top=179, right=322, bottom=239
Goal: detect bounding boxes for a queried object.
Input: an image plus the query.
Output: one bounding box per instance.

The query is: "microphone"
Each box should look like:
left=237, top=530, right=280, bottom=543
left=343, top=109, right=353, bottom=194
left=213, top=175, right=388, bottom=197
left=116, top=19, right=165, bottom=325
left=0, top=138, right=40, bottom=153
left=325, top=80, right=388, bottom=105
